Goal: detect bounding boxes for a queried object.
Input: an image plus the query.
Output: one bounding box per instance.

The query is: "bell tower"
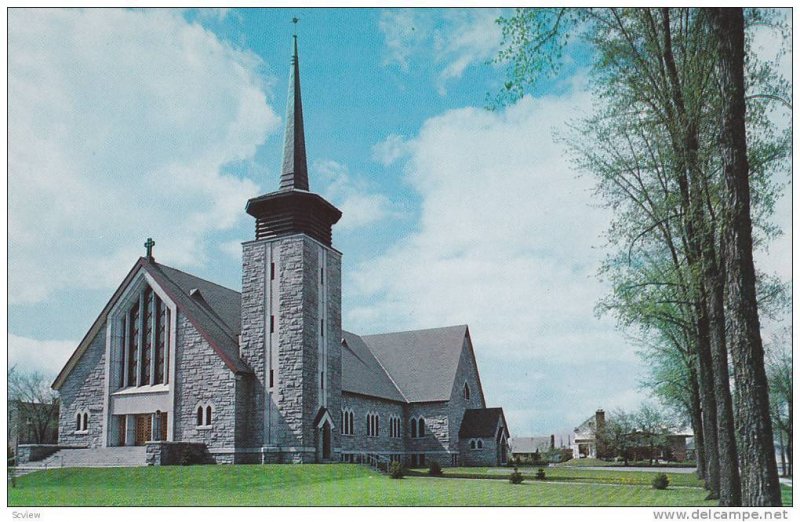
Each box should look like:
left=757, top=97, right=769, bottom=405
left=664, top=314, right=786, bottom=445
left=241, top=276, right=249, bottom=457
left=240, top=34, right=342, bottom=463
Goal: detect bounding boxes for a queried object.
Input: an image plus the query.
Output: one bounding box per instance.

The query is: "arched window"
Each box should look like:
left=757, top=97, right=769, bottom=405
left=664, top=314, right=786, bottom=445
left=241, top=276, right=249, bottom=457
left=341, top=409, right=355, bottom=435
left=477, top=439, right=484, bottom=449
left=418, top=418, right=426, bottom=437
left=470, top=440, right=476, bottom=450
left=206, top=406, right=212, bottom=426
left=464, top=382, right=471, bottom=401
left=196, top=406, right=204, bottom=426
left=75, top=409, right=89, bottom=433
left=349, top=411, right=354, bottom=435
left=410, top=417, right=417, bottom=438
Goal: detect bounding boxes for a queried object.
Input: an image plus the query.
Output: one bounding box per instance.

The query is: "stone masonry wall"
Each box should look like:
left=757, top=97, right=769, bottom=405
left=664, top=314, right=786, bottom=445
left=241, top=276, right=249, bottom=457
left=340, top=393, right=405, bottom=454
left=58, top=328, right=106, bottom=448
left=406, top=402, right=450, bottom=455
left=239, top=240, right=267, bottom=448
left=275, top=236, right=309, bottom=451
left=324, top=246, right=342, bottom=458
left=446, top=336, right=487, bottom=452
left=460, top=437, right=500, bottom=467
left=173, top=314, right=237, bottom=454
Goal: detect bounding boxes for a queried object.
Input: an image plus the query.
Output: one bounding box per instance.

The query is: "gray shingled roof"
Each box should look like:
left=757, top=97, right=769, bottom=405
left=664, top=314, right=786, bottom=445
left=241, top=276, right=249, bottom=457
left=360, top=325, right=468, bottom=403
left=509, top=436, right=552, bottom=454
left=341, top=332, right=405, bottom=402
left=55, top=260, right=473, bottom=402
left=459, top=408, right=507, bottom=438
left=154, top=263, right=242, bottom=336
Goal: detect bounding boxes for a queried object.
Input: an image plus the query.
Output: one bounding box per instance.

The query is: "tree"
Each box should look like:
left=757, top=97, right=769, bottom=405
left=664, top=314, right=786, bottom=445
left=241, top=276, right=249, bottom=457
left=766, top=328, right=791, bottom=478
left=707, top=7, right=782, bottom=506
left=494, top=7, right=789, bottom=506
left=596, top=409, right=636, bottom=465
left=8, top=367, right=60, bottom=447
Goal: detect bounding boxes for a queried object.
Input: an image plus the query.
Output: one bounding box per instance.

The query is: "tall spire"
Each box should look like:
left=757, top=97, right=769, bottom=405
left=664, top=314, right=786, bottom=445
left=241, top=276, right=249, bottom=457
left=279, top=33, right=309, bottom=191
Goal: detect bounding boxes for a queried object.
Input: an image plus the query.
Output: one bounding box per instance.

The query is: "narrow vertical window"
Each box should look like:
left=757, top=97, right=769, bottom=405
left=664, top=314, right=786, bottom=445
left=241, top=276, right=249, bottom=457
left=320, top=267, right=324, bottom=285
left=269, top=369, right=274, bottom=388
left=196, top=406, right=203, bottom=426
left=320, top=319, right=324, bottom=337
left=206, top=406, right=212, bottom=426
left=83, top=413, right=89, bottom=432
left=418, top=418, right=425, bottom=437
left=411, top=418, right=417, bottom=438
left=270, top=262, right=275, bottom=280
left=76, top=413, right=81, bottom=430
left=464, top=382, right=470, bottom=401
left=127, top=301, right=140, bottom=386
left=270, top=315, right=275, bottom=333
left=141, top=288, right=153, bottom=385
left=320, top=371, right=324, bottom=390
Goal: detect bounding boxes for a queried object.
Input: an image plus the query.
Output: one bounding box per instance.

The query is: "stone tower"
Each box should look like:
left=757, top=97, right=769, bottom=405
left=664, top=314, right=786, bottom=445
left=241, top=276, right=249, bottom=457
left=240, top=35, right=342, bottom=463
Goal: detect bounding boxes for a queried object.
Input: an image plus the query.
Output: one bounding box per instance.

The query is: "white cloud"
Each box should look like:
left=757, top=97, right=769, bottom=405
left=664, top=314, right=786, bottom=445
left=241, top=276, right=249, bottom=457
left=347, top=85, right=636, bottom=368
left=379, top=8, right=505, bottom=95
left=8, top=9, right=280, bottom=304
left=314, top=159, right=399, bottom=232
left=433, top=9, right=504, bottom=94
left=9, top=334, right=77, bottom=379
left=378, top=10, right=430, bottom=71
left=372, top=134, right=409, bottom=167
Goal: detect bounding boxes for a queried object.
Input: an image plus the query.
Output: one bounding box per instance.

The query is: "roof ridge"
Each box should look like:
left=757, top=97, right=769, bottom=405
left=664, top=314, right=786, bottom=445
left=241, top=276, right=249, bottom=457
left=152, top=264, right=238, bottom=341
left=360, top=324, right=467, bottom=339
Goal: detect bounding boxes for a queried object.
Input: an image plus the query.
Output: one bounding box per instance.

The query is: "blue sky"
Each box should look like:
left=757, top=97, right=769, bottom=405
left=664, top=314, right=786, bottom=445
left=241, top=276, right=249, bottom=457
left=7, top=8, right=791, bottom=437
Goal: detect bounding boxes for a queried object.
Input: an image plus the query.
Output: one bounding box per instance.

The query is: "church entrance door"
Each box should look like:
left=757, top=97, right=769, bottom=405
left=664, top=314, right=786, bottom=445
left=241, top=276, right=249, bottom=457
left=135, top=415, right=152, bottom=446
left=321, top=422, right=331, bottom=461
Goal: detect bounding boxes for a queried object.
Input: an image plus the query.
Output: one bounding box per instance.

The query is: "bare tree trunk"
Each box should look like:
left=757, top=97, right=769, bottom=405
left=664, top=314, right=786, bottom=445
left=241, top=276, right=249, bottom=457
left=705, top=254, right=742, bottom=505
left=695, top=311, right=721, bottom=498
left=708, top=7, right=782, bottom=507
left=689, top=364, right=707, bottom=480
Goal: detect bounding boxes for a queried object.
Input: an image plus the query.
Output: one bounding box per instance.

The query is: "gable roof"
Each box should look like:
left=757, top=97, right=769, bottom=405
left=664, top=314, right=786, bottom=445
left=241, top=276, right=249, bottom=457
left=509, top=436, right=552, bottom=454
left=53, top=258, right=251, bottom=390
left=341, top=331, right=405, bottom=402
left=360, top=325, right=469, bottom=403
left=459, top=407, right=507, bottom=438
left=53, top=261, right=478, bottom=406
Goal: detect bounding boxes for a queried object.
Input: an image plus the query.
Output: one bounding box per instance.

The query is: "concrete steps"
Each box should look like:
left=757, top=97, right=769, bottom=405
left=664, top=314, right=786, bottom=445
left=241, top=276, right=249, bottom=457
left=22, top=446, right=147, bottom=470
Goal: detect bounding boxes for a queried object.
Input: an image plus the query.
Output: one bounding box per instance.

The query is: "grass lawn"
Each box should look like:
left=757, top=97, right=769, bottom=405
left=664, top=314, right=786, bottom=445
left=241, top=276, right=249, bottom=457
left=8, top=464, right=722, bottom=507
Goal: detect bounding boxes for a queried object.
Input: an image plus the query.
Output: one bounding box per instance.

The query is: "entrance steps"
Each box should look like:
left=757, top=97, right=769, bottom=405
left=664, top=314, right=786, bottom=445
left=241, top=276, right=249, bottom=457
left=21, top=446, right=147, bottom=471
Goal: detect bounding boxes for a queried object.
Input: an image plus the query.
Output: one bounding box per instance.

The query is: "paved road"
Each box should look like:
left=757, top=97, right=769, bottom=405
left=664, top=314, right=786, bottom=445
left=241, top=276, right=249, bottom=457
left=561, top=466, right=698, bottom=474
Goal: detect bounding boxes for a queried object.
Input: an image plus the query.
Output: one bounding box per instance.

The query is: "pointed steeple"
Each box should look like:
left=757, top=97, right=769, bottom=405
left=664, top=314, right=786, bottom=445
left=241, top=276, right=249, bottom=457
left=246, top=30, right=341, bottom=247
left=279, top=35, right=309, bottom=191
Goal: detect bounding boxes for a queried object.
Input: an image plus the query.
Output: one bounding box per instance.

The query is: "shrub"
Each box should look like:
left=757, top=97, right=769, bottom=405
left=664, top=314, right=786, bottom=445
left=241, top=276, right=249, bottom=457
left=428, top=460, right=443, bottom=477
left=652, top=473, right=669, bottom=490
left=509, top=466, right=524, bottom=484
left=389, top=461, right=404, bottom=479
left=535, top=468, right=546, bottom=480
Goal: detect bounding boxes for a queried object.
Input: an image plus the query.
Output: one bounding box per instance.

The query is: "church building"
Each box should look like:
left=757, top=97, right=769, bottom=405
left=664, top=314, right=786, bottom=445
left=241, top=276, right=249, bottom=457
left=52, top=37, right=509, bottom=467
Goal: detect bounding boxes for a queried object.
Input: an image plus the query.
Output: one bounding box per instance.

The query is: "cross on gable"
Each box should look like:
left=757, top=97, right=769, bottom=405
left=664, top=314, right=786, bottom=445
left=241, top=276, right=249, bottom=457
left=144, top=238, right=155, bottom=260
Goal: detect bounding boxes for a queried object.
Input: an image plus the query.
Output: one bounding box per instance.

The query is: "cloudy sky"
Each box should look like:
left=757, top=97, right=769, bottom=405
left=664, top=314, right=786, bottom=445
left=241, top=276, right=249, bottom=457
left=7, top=8, right=791, bottom=436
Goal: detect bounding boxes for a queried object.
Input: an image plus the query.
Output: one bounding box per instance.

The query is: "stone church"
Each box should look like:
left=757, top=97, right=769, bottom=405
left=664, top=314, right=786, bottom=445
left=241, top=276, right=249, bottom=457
left=52, top=37, right=509, bottom=467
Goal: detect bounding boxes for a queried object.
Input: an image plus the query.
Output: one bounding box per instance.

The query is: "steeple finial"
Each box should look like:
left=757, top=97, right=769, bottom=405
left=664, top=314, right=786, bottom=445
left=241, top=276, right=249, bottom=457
left=279, top=23, right=309, bottom=191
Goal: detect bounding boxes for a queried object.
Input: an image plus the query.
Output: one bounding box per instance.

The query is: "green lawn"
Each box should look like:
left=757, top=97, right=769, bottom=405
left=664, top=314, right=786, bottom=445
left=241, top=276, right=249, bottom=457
left=8, top=464, right=724, bottom=507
